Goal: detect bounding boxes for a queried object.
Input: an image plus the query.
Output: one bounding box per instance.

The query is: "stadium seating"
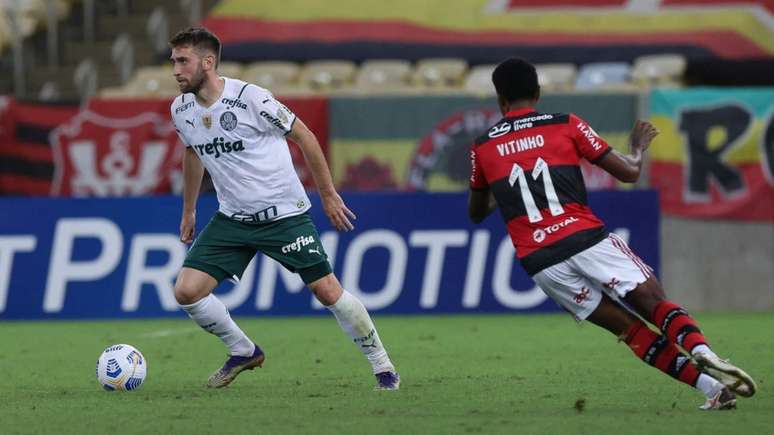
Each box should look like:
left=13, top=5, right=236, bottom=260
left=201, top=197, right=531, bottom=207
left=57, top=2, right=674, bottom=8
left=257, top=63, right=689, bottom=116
left=217, top=61, right=244, bottom=81
left=536, top=63, right=577, bottom=91
left=464, top=64, right=497, bottom=95
left=0, top=0, right=74, bottom=39
left=355, top=60, right=413, bottom=93
left=95, top=56, right=696, bottom=98
left=575, top=62, right=634, bottom=91
left=98, top=85, right=144, bottom=99
left=118, top=65, right=179, bottom=97
left=413, top=58, right=468, bottom=90
left=0, top=0, right=44, bottom=38
left=632, top=54, right=687, bottom=86
left=3, top=0, right=773, bottom=101
left=299, top=60, right=357, bottom=93
left=241, top=61, right=300, bottom=91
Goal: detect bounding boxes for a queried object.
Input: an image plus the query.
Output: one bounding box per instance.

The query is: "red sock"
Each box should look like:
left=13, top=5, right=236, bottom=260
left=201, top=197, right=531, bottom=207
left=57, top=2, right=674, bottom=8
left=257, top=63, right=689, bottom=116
left=623, top=320, right=700, bottom=387
left=652, top=300, right=709, bottom=353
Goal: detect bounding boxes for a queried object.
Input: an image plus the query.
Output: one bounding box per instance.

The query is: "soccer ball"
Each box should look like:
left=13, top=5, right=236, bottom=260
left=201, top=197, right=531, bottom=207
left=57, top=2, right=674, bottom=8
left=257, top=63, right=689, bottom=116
left=96, top=344, right=147, bottom=391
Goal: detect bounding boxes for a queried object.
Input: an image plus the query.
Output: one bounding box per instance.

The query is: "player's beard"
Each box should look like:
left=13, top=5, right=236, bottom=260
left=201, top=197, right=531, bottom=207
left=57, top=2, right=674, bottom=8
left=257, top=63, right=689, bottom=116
left=179, top=66, right=205, bottom=94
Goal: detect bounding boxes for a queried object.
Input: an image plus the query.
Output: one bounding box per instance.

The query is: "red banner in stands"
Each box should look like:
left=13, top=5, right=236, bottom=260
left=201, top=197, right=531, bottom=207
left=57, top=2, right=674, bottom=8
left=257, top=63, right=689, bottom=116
left=649, top=89, right=774, bottom=222
left=0, top=98, right=78, bottom=195
left=283, top=97, right=329, bottom=189
left=0, top=97, right=329, bottom=196
left=51, top=99, right=181, bottom=196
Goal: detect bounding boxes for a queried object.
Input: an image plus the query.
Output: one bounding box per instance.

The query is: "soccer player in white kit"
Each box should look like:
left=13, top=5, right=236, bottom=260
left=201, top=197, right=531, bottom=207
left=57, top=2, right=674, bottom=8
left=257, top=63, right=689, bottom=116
left=168, top=27, right=399, bottom=390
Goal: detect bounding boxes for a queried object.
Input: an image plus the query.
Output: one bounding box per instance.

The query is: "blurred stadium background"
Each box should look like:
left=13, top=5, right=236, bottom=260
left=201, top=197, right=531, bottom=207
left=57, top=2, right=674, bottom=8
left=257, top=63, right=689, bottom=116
left=0, top=0, right=772, bottom=433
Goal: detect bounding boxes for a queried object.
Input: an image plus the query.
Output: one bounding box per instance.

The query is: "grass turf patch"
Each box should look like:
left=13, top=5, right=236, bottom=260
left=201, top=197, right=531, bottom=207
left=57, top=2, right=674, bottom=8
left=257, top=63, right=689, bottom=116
left=0, top=313, right=772, bottom=434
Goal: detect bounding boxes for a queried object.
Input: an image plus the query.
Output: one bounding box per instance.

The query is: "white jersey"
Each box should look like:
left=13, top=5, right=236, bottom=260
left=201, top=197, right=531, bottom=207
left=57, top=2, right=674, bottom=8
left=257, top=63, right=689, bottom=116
left=171, top=77, right=311, bottom=222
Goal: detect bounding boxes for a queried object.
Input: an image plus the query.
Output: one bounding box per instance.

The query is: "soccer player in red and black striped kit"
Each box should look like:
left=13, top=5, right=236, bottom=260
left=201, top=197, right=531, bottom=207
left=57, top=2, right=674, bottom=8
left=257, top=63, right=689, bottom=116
left=469, top=58, right=756, bottom=410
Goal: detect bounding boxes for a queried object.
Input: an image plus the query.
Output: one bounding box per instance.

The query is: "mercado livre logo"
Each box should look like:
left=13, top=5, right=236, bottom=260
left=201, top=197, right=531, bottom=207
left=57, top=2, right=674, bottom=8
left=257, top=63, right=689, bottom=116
left=192, top=137, right=245, bottom=158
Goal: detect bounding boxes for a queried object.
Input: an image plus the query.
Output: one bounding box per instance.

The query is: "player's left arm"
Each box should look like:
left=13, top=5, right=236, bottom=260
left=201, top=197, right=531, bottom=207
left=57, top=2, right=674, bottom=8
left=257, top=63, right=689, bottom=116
left=287, top=119, right=356, bottom=231
left=571, top=114, right=658, bottom=183
left=596, top=120, right=659, bottom=183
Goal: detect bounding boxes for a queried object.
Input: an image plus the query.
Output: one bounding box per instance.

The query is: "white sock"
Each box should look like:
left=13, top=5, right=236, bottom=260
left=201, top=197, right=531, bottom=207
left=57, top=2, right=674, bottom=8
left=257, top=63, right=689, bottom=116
left=696, top=373, right=724, bottom=399
left=180, top=294, right=255, bottom=357
left=691, top=344, right=716, bottom=358
left=327, top=290, right=395, bottom=374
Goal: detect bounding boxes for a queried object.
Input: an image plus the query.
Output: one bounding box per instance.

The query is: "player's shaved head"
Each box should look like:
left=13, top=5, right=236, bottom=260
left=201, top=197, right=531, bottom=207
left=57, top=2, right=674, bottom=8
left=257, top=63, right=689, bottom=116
left=492, top=57, right=540, bottom=103
left=169, top=27, right=221, bottom=67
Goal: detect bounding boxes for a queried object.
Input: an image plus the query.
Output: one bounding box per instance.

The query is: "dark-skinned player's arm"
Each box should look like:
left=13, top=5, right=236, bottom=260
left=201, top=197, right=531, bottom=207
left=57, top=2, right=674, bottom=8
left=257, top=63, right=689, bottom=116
left=468, top=189, right=497, bottom=224
left=287, top=118, right=356, bottom=232
left=468, top=145, right=497, bottom=224
left=595, top=120, right=659, bottom=183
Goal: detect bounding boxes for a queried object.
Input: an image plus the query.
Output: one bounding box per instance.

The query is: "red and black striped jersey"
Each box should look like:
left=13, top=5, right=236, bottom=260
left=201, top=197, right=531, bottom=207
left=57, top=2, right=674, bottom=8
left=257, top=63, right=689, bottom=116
left=470, top=107, right=612, bottom=275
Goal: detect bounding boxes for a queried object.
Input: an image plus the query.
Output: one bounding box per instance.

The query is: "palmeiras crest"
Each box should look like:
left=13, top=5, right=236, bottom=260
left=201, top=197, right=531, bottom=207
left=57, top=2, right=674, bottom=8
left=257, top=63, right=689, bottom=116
left=220, top=111, right=238, bottom=131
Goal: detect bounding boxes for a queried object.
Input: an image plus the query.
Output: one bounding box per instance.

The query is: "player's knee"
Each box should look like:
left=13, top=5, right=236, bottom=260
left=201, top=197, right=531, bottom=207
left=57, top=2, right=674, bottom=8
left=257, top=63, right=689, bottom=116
left=174, top=283, right=202, bottom=305
left=174, top=267, right=217, bottom=305
left=308, top=274, right=342, bottom=306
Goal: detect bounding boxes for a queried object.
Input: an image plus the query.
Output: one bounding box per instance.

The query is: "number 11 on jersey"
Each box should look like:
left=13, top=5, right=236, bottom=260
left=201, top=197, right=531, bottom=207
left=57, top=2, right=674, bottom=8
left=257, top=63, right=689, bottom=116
left=508, top=157, right=565, bottom=223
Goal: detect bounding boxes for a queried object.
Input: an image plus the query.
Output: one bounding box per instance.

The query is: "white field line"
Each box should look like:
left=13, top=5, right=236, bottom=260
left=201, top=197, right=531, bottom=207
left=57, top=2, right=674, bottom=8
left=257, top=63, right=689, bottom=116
left=139, top=328, right=196, bottom=338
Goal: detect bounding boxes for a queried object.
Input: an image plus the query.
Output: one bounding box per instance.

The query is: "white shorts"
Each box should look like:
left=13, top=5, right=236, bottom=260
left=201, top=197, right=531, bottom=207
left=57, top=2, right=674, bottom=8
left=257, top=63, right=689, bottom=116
left=532, top=233, right=654, bottom=321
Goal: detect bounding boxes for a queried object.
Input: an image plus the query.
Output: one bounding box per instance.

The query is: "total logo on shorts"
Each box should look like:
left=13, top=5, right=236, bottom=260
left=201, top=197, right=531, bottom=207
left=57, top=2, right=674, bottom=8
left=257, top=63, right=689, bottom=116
left=532, top=216, right=580, bottom=243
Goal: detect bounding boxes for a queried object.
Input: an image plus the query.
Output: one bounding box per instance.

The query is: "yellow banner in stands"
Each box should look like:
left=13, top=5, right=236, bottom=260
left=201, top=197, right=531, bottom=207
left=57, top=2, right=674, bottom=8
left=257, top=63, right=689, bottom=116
left=211, top=0, right=773, bottom=53
left=650, top=116, right=769, bottom=164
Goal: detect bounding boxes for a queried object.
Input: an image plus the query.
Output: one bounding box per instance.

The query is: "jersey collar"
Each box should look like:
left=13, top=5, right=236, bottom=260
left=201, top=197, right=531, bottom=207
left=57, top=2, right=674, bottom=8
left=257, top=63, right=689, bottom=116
left=505, top=107, right=537, bottom=118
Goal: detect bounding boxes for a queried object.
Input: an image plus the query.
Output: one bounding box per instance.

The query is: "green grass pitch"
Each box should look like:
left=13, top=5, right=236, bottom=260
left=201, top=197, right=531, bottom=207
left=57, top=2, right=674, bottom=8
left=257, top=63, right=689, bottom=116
left=1, top=313, right=772, bottom=434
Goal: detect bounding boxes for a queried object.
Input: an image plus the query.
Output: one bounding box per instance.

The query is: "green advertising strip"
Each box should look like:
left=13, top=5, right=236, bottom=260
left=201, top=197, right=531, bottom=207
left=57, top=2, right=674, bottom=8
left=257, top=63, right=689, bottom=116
left=651, top=87, right=774, bottom=119
left=330, top=93, right=639, bottom=190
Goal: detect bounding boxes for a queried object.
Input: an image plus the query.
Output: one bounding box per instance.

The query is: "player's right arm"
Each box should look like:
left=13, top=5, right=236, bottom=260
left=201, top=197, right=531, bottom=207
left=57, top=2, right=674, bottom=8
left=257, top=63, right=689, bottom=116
left=180, top=147, right=204, bottom=243
left=468, top=147, right=496, bottom=223
left=249, top=84, right=356, bottom=231
left=596, top=120, right=659, bottom=183
left=468, top=189, right=497, bottom=224
left=171, top=97, right=203, bottom=244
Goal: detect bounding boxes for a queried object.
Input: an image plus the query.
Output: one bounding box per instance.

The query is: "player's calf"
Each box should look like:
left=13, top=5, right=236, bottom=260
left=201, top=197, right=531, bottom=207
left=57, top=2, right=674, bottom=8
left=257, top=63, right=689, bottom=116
left=652, top=300, right=710, bottom=356
left=638, top=298, right=757, bottom=398
left=623, top=320, right=701, bottom=387
left=621, top=319, right=742, bottom=409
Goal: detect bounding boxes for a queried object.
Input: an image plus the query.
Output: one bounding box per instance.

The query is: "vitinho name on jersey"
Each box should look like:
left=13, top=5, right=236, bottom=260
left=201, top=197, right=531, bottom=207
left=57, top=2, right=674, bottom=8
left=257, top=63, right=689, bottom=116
left=496, top=135, right=545, bottom=156
left=192, top=137, right=245, bottom=158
